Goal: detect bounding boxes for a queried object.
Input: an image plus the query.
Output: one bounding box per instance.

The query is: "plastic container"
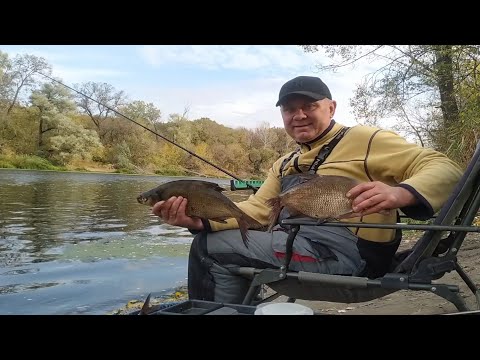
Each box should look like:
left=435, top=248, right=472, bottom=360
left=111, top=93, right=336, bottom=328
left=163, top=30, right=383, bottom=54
left=130, top=300, right=257, bottom=315
left=254, top=302, right=314, bottom=315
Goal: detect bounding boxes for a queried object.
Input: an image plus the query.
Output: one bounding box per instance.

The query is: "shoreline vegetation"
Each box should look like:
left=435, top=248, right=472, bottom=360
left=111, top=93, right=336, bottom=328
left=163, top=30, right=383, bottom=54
left=0, top=154, right=234, bottom=178
left=109, top=284, right=189, bottom=315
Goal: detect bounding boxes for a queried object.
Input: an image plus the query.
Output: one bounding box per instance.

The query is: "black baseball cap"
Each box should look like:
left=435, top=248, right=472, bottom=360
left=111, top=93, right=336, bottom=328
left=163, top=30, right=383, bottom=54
left=276, top=75, right=332, bottom=106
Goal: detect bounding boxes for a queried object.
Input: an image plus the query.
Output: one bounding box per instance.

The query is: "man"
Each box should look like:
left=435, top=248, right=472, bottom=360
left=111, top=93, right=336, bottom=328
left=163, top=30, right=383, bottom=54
left=152, top=75, right=463, bottom=304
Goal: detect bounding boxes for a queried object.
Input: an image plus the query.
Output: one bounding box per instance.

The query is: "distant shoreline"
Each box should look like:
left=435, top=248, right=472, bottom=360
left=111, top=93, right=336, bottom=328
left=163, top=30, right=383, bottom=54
left=0, top=167, right=226, bottom=179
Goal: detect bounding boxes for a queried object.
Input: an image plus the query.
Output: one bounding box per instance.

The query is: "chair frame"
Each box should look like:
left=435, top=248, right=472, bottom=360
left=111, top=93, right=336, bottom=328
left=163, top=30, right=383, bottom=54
left=232, top=142, right=480, bottom=313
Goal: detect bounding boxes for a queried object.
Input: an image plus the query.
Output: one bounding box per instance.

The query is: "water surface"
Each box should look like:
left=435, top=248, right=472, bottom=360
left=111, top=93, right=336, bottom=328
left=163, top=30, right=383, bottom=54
left=0, top=169, right=230, bottom=314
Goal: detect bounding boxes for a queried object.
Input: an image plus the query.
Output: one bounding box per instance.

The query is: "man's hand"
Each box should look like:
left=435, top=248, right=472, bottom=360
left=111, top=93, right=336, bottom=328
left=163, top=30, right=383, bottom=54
left=152, top=196, right=204, bottom=231
left=346, top=182, right=417, bottom=217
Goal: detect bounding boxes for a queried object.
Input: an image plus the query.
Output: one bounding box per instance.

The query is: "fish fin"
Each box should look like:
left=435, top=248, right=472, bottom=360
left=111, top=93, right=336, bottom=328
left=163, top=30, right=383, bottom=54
left=237, top=217, right=251, bottom=248
left=297, top=173, right=318, bottom=183
left=315, top=217, right=330, bottom=225
left=285, top=213, right=308, bottom=219
left=243, top=213, right=264, bottom=231
left=139, top=293, right=152, bottom=315
left=337, top=209, right=392, bottom=219
left=195, top=181, right=226, bottom=193
left=337, top=210, right=363, bottom=219
left=234, top=213, right=263, bottom=248
left=210, top=218, right=229, bottom=224
left=282, top=173, right=317, bottom=186
left=265, top=197, right=283, bottom=232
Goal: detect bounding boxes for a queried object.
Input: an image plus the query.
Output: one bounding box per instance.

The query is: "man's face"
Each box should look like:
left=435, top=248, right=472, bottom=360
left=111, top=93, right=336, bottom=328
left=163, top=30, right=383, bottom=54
left=280, top=96, right=336, bottom=143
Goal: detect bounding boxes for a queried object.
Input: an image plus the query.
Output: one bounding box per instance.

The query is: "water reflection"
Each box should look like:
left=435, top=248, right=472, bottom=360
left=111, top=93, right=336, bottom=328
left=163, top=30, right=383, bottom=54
left=0, top=169, right=233, bottom=314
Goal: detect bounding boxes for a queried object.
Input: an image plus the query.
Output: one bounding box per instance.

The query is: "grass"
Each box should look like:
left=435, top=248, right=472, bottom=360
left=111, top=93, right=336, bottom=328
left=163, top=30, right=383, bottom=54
left=398, top=216, right=431, bottom=239
left=154, top=166, right=188, bottom=176
left=0, top=154, right=65, bottom=171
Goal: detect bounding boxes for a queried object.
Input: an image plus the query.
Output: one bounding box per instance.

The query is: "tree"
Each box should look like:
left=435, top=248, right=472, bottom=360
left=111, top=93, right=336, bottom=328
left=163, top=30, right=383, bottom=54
left=166, top=114, right=192, bottom=145
left=0, top=51, right=12, bottom=104
left=119, top=100, right=162, bottom=136
left=30, top=81, right=76, bottom=148
left=254, top=121, right=278, bottom=149
left=101, top=117, right=158, bottom=169
left=30, top=81, right=102, bottom=165
left=300, top=45, right=479, bottom=156
left=248, top=148, right=276, bottom=176
left=74, top=81, right=127, bottom=137
left=0, top=52, right=51, bottom=115
left=270, top=127, right=296, bottom=156
left=46, top=121, right=104, bottom=165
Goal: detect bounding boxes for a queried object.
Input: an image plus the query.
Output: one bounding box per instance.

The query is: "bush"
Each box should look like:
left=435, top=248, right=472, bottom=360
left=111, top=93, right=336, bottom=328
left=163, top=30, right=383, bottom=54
left=13, top=155, right=60, bottom=170
left=0, top=159, right=15, bottom=168
left=154, top=166, right=186, bottom=176
left=115, top=168, right=136, bottom=174
left=0, top=154, right=65, bottom=171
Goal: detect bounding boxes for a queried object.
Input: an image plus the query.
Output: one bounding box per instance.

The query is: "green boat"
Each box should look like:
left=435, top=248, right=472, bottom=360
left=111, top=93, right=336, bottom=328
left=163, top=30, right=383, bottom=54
left=230, top=179, right=264, bottom=191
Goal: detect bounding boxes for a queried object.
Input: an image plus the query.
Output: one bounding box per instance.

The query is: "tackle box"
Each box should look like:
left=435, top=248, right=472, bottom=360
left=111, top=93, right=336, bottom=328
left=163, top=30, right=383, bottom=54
left=129, top=300, right=257, bottom=315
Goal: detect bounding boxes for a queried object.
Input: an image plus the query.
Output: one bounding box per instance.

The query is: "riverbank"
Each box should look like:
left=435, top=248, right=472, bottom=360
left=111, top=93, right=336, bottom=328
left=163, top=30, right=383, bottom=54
left=0, top=154, right=116, bottom=173
left=0, top=154, right=263, bottom=179
left=110, top=285, right=189, bottom=315
left=0, top=160, right=235, bottom=179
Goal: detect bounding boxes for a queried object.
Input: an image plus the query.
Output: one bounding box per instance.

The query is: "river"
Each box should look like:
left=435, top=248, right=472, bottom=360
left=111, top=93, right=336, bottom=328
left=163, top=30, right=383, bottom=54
left=0, top=169, right=232, bottom=315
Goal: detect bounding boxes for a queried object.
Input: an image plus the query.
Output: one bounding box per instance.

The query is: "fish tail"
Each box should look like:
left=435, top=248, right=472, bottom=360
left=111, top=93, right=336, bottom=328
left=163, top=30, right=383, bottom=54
left=265, top=197, right=282, bottom=232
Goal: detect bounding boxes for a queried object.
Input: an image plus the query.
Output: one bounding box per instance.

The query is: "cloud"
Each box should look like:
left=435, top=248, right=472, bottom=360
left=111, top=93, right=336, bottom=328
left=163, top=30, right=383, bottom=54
left=127, top=76, right=278, bottom=128
left=128, top=74, right=363, bottom=130
left=1, top=46, right=129, bottom=87
left=133, top=46, right=378, bottom=128
left=52, top=65, right=128, bottom=85
left=138, top=45, right=317, bottom=72
left=1, top=47, right=71, bottom=63
left=1, top=46, right=120, bottom=65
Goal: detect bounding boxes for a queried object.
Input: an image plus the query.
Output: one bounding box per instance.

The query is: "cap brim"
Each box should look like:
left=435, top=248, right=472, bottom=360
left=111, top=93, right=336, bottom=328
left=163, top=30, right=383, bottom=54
left=275, top=91, right=327, bottom=107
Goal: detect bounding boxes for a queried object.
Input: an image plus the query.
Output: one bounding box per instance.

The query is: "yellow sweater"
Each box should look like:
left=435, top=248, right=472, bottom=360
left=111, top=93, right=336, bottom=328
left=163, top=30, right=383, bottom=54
left=208, top=122, right=463, bottom=243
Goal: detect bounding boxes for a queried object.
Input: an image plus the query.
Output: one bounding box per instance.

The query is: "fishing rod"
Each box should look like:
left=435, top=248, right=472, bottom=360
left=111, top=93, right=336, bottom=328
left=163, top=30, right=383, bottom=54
left=34, top=71, right=259, bottom=193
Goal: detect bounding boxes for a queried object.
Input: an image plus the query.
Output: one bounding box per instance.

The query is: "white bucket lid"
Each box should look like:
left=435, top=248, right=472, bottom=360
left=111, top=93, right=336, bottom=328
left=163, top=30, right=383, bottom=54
left=254, top=302, right=314, bottom=315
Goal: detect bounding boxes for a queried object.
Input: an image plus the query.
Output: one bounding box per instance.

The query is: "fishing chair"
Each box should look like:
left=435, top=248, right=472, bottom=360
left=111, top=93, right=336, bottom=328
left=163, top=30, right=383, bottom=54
left=231, top=141, right=480, bottom=313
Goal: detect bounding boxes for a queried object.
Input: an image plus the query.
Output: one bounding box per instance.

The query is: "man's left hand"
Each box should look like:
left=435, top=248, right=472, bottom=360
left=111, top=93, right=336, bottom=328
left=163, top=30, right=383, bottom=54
left=346, top=181, right=417, bottom=217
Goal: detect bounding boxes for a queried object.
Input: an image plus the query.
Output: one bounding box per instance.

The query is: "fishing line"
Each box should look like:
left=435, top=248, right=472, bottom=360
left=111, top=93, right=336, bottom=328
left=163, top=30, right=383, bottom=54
left=34, top=71, right=259, bottom=193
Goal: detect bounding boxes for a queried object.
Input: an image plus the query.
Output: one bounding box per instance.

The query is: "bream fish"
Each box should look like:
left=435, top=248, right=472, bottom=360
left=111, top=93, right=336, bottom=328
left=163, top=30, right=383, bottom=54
left=265, top=173, right=364, bottom=231
left=137, top=179, right=262, bottom=247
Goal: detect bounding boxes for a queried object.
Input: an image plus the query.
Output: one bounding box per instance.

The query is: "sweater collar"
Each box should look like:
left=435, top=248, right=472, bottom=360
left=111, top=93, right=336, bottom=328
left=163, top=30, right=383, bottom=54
left=297, top=120, right=343, bottom=152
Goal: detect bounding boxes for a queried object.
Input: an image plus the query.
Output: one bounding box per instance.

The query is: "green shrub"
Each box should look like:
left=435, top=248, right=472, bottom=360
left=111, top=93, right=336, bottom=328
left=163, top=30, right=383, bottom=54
left=0, top=154, right=66, bottom=171
left=115, top=168, right=136, bottom=174
left=13, top=155, right=59, bottom=170
left=154, top=166, right=186, bottom=176
left=0, top=159, right=15, bottom=168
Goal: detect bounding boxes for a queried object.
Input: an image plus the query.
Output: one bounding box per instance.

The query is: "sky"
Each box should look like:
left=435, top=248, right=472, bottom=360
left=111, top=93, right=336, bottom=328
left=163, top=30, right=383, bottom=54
left=0, top=45, right=377, bottom=129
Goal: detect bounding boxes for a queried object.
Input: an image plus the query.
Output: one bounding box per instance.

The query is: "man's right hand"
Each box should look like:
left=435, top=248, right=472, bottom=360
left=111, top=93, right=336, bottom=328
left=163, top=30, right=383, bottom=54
left=151, top=196, right=204, bottom=231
